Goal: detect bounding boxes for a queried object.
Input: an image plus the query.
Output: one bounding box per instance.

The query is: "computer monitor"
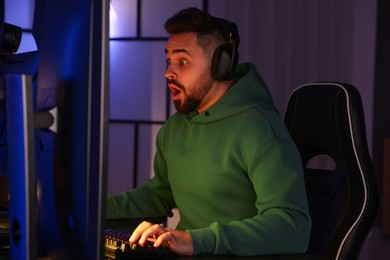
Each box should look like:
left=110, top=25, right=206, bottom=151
left=4, top=0, right=109, bottom=259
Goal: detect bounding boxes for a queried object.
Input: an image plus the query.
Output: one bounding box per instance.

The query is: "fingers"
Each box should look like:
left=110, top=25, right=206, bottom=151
left=129, top=221, right=153, bottom=244
left=129, top=221, right=165, bottom=245
left=139, top=224, right=166, bottom=245
left=129, top=221, right=194, bottom=255
left=153, top=230, right=174, bottom=247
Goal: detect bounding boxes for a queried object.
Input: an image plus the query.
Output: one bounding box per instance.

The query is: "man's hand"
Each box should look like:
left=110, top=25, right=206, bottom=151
left=129, top=221, right=194, bottom=256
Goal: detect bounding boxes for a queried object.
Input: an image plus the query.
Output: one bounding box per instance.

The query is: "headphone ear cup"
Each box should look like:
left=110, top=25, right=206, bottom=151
left=211, top=44, right=233, bottom=81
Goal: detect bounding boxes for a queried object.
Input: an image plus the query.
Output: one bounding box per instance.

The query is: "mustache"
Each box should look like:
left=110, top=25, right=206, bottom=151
left=167, top=79, right=185, bottom=91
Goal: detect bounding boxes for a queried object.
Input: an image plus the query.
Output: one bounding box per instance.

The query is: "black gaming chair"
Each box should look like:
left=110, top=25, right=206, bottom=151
left=283, top=82, right=380, bottom=260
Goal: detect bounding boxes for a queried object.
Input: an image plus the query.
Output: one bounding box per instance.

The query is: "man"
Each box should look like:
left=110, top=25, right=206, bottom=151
left=106, top=7, right=311, bottom=256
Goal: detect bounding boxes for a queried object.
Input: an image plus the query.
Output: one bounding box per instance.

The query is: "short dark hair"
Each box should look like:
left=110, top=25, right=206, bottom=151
left=164, top=7, right=238, bottom=56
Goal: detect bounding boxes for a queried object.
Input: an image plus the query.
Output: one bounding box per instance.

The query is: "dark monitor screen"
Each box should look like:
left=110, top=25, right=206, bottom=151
left=5, top=0, right=109, bottom=259
left=33, top=0, right=109, bottom=258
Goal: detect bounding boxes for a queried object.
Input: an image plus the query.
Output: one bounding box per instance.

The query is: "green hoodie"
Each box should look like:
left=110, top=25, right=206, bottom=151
left=106, top=63, right=311, bottom=256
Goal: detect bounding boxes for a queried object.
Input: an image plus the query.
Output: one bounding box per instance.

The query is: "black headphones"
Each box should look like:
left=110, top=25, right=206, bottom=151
left=210, top=17, right=239, bottom=81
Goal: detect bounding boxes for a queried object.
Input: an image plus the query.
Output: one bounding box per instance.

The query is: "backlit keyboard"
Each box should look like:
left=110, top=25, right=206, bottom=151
left=104, top=229, right=176, bottom=259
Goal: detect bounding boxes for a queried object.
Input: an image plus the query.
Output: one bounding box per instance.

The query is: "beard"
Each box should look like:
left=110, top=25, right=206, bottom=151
left=171, top=69, right=214, bottom=114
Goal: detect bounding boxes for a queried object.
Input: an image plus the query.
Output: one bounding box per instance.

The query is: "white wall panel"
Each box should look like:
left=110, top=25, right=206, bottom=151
left=109, top=41, right=167, bottom=121
left=5, top=0, right=35, bottom=29
left=141, top=0, right=203, bottom=37
left=110, top=0, right=138, bottom=38
left=107, top=124, right=135, bottom=195
left=136, top=124, right=162, bottom=186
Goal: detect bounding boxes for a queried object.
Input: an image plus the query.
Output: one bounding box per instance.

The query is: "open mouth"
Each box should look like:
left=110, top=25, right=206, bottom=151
left=168, top=84, right=182, bottom=100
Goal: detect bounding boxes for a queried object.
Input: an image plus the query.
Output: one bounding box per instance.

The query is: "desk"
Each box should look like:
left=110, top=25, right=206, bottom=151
left=106, top=218, right=320, bottom=260
left=172, top=255, right=318, bottom=260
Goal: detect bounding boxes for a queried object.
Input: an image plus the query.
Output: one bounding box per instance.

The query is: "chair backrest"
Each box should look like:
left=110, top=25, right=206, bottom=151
left=283, top=82, right=380, bottom=260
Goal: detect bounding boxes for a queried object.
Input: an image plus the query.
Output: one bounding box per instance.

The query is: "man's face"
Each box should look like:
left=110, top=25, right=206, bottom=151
left=164, top=32, right=215, bottom=114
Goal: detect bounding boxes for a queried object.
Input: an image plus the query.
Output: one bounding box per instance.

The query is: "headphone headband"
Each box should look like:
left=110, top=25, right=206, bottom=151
left=210, top=17, right=239, bottom=81
left=212, top=17, right=239, bottom=47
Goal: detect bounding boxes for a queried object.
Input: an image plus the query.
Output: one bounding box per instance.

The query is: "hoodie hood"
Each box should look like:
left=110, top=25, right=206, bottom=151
left=184, top=62, right=278, bottom=123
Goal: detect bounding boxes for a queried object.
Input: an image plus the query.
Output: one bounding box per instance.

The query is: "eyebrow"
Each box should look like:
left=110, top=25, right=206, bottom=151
left=165, top=48, right=192, bottom=56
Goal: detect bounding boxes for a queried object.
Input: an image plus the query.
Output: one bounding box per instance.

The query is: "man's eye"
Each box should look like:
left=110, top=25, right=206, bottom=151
left=180, top=59, right=188, bottom=65
left=166, top=59, right=171, bottom=65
